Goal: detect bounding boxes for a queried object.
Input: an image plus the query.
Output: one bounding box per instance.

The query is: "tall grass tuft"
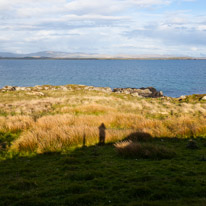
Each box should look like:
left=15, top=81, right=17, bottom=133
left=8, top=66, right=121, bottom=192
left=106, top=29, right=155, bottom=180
left=0, top=116, right=34, bottom=132
left=114, top=141, right=176, bottom=159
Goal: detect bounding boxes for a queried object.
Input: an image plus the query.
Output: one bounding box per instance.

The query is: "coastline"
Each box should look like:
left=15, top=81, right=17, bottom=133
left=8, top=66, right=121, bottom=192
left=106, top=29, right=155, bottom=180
left=1, top=84, right=206, bottom=100
left=1, top=57, right=206, bottom=60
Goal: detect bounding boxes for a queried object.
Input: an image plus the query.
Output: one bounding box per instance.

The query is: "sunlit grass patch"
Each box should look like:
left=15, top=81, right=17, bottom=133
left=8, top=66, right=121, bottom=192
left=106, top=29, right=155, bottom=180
left=0, top=86, right=205, bottom=155
left=69, top=104, right=116, bottom=115
left=0, top=116, right=34, bottom=132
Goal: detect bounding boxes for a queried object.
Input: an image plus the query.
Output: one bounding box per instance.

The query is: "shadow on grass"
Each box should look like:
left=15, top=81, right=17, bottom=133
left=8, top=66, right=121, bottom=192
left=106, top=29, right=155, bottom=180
left=0, top=137, right=206, bottom=206
left=123, top=132, right=152, bottom=142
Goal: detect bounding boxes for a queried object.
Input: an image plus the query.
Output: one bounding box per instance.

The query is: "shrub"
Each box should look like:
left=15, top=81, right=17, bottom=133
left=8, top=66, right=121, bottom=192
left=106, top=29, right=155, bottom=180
left=186, top=139, right=199, bottom=149
left=114, top=141, right=175, bottom=159
left=124, top=132, right=152, bottom=142
left=0, top=132, right=19, bottom=150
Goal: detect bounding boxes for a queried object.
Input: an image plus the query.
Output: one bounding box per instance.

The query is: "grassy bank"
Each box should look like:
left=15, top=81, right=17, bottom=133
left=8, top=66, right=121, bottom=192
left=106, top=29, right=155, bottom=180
left=0, top=85, right=206, bottom=205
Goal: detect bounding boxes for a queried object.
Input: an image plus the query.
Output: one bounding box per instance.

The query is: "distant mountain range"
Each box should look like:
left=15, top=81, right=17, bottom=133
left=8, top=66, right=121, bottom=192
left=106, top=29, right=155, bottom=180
left=0, top=51, right=205, bottom=59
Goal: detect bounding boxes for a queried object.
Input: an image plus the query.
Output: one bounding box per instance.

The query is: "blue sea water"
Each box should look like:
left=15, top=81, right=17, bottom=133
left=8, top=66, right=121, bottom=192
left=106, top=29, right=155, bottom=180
left=0, top=59, right=205, bottom=97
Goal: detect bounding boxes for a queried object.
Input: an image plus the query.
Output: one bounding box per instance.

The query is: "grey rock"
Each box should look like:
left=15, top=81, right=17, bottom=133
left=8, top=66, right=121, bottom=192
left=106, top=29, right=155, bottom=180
left=1, top=86, right=16, bottom=91
left=15, top=87, right=27, bottom=91
left=202, top=96, right=206, bottom=100
left=61, top=86, right=68, bottom=91
left=179, top=95, right=186, bottom=99
left=131, top=93, right=140, bottom=97
left=113, top=87, right=163, bottom=98
left=89, top=87, right=112, bottom=93
left=34, top=85, right=43, bottom=90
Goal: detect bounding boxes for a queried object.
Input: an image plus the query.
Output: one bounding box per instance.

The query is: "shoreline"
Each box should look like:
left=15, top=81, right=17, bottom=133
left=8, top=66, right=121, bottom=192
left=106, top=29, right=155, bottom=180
left=1, top=57, right=206, bottom=60
left=1, top=84, right=206, bottom=100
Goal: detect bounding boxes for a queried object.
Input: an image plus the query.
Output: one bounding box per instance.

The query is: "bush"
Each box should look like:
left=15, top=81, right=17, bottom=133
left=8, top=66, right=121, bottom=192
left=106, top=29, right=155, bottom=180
left=0, top=132, right=19, bottom=150
left=114, top=141, right=175, bottom=159
left=186, top=139, right=199, bottom=149
left=124, top=132, right=152, bottom=142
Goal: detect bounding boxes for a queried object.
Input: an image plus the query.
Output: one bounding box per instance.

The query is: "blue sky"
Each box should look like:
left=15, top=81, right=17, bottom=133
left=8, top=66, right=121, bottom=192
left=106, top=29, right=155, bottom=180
left=0, top=0, right=206, bottom=56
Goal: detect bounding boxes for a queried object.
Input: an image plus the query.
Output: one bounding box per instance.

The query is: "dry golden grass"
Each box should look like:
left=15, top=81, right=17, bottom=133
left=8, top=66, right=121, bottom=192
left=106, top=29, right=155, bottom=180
left=0, top=116, right=34, bottom=132
left=10, top=112, right=206, bottom=153
left=0, top=86, right=205, bottom=154
left=11, top=124, right=134, bottom=153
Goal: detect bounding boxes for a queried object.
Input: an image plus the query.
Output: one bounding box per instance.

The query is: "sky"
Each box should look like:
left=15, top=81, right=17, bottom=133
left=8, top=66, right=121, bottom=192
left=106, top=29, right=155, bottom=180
left=0, top=0, right=206, bottom=56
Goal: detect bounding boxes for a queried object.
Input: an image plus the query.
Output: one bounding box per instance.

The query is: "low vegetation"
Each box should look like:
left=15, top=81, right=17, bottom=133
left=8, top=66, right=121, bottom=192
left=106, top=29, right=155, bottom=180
left=0, top=85, right=205, bottom=154
left=1, top=139, right=206, bottom=205
left=114, top=140, right=176, bottom=159
left=0, top=84, right=206, bottom=205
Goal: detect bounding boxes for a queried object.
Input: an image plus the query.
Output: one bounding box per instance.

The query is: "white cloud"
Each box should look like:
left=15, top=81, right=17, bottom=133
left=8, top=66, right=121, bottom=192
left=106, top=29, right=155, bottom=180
left=0, top=0, right=173, bottom=16
left=0, top=0, right=205, bottom=56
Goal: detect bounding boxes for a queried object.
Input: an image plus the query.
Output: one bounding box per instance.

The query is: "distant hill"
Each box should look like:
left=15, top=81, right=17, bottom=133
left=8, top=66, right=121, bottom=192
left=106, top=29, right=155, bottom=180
left=0, top=51, right=205, bottom=59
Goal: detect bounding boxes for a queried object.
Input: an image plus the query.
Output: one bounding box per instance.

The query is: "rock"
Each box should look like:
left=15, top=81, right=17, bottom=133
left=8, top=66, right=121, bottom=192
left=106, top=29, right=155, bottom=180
left=34, top=85, right=43, bottom=90
left=178, top=95, right=188, bottom=101
left=131, top=93, right=140, bottom=97
left=93, top=87, right=112, bottom=93
left=0, top=84, right=164, bottom=97
left=84, top=86, right=95, bottom=91
left=124, top=90, right=130, bottom=95
left=15, top=87, right=22, bottom=91
left=60, top=86, right=68, bottom=91
left=1, top=86, right=34, bottom=92
left=180, top=95, right=186, bottom=99
left=84, top=86, right=112, bottom=93
left=113, top=87, right=163, bottom=98
left=202, top=96, right=206, bottom=100
left=26, top=92, right=44, bottom=96
left=178, top=95, right=187, bottom=101
left=15, top=87, right=27, bottom=91
left=1, top=86, right=16, bottom=91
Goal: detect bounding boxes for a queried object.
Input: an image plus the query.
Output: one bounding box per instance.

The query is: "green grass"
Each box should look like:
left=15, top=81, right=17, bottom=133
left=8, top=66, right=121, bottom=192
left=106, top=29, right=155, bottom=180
left=0, top=138, right=206, bottom=206
left=0, top=132, right=20, bottom=159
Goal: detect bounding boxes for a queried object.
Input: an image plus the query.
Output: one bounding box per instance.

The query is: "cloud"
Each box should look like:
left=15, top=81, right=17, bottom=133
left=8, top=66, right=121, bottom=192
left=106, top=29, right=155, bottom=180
left=64, top=0, right=171, bottom=14
left=0, top=0, right=173, bottom=17
left=124, top=10, right=206, bottom=46
left=0, top=0, right=205, bottom=56
left=125, top=27, right=206, bottom=46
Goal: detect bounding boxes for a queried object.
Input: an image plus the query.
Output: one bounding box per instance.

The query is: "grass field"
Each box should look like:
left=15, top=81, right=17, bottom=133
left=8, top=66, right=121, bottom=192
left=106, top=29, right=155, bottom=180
left=0, top=85, right=206, bottom=205
left=1, top=139, right=206, bottom=206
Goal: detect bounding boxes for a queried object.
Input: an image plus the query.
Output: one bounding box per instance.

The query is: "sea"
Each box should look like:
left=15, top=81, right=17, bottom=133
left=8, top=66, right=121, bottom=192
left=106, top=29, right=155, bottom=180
left=0, top=59, right=205, bottom=97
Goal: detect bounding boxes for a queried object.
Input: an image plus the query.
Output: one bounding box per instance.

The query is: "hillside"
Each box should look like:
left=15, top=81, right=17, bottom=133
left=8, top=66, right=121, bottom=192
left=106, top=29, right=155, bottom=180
left=0, top=84, right=206, bottom=205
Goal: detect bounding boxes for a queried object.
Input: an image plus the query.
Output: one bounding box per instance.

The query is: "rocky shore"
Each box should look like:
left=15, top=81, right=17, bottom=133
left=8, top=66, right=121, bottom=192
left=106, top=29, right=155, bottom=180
left=1, top=84, right=206, bottom=100
left=0, top=85, right=164, bottom=98
left=113, top=87, right=163, bottom=98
